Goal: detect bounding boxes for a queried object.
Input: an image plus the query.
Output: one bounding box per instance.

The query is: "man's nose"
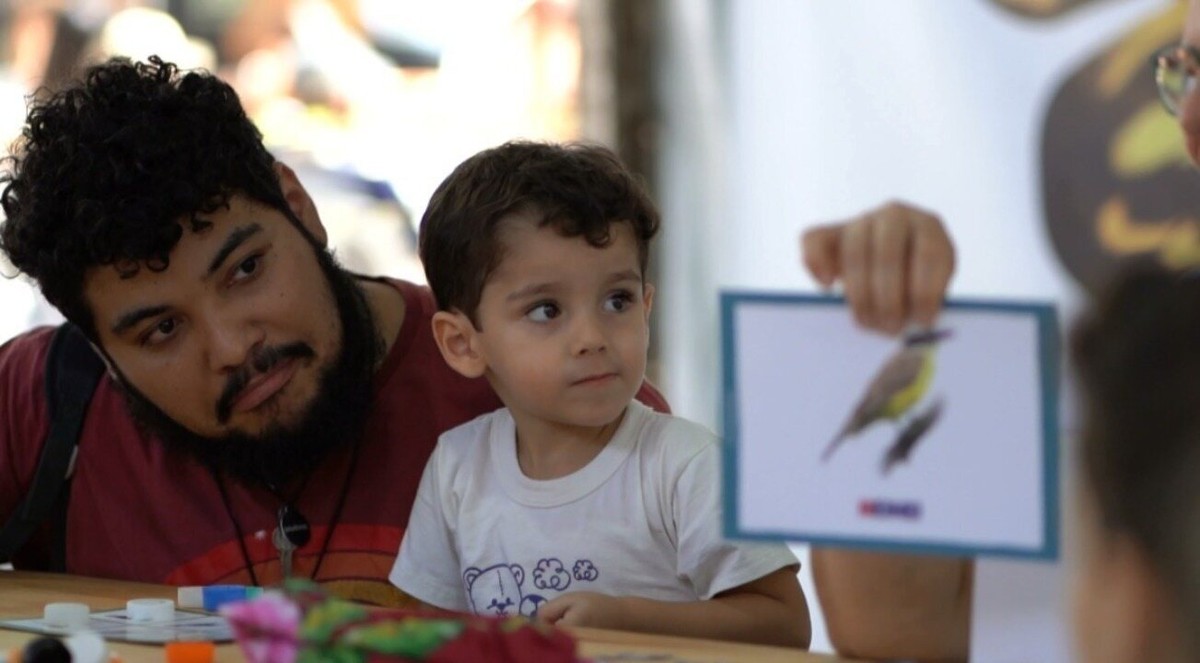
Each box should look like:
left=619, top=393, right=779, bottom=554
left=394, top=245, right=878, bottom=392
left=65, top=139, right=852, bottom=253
left=201, top=311, right=264, bottom=372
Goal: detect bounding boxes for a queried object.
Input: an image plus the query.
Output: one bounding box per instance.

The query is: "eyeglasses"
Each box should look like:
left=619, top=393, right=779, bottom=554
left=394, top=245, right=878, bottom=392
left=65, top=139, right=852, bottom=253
left=1152, top=44, right=1200, bottom=116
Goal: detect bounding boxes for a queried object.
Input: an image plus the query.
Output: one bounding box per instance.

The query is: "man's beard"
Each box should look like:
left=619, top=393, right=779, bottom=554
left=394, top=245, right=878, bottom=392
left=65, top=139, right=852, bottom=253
left=115, top=247, right=382, bottom=487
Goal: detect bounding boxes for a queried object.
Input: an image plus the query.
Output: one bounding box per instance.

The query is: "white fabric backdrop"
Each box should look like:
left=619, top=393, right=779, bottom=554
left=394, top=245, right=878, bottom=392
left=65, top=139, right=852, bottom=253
left=655, top=0, right=1172, bottom=657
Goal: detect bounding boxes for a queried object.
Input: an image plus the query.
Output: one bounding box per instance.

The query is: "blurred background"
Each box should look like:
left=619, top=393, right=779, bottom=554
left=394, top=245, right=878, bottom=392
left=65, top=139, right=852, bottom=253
left=0, top=0, right=607, bottom=338
left=0, top=0, right=1193, bottom=658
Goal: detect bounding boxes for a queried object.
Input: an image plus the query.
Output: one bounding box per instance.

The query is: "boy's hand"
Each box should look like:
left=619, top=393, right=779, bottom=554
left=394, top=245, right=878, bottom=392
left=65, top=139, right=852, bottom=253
left=534, top=568, right=808, bottom=647
left=801, top=200, right=955, bottom=335
left=537, top=591, right=625, bottom=629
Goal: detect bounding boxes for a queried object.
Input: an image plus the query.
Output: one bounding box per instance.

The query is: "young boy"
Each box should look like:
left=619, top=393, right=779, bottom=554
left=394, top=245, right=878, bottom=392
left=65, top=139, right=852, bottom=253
left=388, top=141, right=810, bottom=647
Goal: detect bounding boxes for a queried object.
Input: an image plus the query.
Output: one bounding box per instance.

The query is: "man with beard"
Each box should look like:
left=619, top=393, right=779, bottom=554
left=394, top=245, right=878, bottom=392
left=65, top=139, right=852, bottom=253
left=0, top=56, right=956, bottom=620
left=0, top=56, right=528, bottom=605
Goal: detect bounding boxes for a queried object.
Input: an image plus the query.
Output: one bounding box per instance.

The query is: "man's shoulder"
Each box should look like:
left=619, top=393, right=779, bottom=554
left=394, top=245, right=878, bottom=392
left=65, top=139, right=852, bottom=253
left=0, top=324, right=136, bottom=451
left=377, top=277, right=435, bottom=309
left=0, top=325, right=58, bottom=403
left=0, top=326, right=60, bottom=516
left=369, top=278, right=503, bottom=429
left=368, top=276, right=438, bottom=334
left=0, top=325, right=57, bottom=363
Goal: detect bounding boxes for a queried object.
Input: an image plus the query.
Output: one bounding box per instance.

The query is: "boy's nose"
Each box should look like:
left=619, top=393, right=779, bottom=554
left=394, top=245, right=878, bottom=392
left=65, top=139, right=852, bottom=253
left=571, top=313, right=607, bottom=355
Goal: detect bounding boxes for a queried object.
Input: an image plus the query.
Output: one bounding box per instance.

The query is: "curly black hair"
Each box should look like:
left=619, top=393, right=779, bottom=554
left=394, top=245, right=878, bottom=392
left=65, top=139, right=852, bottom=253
left=419, top=140, right=660, bottom=327
left=0, top=56, right=292, bottom=338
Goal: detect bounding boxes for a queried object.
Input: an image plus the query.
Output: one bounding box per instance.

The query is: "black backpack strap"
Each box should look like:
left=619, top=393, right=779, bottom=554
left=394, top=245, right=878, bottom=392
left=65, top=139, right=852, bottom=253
left=0, top=323, right=105, bottom=567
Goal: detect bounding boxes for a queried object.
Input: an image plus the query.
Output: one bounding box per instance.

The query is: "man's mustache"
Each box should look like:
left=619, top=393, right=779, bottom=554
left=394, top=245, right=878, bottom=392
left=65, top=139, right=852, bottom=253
left=216, top=342, right=315, bottom=423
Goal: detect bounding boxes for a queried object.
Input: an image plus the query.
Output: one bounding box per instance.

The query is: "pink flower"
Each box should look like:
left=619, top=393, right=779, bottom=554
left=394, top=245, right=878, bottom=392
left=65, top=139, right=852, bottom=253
left=221, top=592, right=303, bottom=663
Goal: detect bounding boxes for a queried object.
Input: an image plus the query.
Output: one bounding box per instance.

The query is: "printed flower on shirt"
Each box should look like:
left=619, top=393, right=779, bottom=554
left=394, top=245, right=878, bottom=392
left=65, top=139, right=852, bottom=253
left=533, top=558, right=572, bottom=591
left=573, top=560, right=599, bottom=582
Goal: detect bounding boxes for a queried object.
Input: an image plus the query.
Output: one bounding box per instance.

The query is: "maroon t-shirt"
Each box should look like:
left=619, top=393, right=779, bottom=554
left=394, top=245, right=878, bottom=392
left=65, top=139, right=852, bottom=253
left=0, top=280, right=668, bottom=604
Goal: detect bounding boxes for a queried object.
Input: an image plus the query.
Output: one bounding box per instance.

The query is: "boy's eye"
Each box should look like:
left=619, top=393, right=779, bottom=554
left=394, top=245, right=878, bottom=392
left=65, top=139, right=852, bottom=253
left=604, top=291, right=636, bottom=313
left=527, top=302, right=560, bottom=322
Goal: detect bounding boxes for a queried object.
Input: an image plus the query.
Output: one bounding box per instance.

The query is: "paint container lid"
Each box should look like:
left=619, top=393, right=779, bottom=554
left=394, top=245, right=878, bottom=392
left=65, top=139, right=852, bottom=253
left=177, top=585, right=262, bottom=612
left=164, top=641, right=215, bottom=663
left=126, top=598, right=174, bottom=623
left=42, top=603, right=89, bottom=630
left=176, top=586, right=203, bottom=609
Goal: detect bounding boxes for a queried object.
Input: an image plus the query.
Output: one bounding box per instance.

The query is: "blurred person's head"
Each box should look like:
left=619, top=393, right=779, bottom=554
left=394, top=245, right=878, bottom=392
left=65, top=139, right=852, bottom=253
left=0, top=56, right=380, bottom=485
left=1071, top=263, right=1200, bottom=663
left=1173, top=0, right=1200, bottom=164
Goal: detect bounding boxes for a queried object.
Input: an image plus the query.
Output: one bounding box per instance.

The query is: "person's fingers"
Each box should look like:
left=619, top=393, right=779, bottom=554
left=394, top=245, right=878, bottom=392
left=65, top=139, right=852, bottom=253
left=909, top=213, right=955, bottom=327
left=870, top=208, right=908, bottom=335
left=537, top=600, right=567, bottom=624
left=803, top=200, right=955, bottom=332
left=801, top=224, right=841, bottom=288
left=555, top=609, right=582, bottom=626
left=840, top=216, right=873, bottom=328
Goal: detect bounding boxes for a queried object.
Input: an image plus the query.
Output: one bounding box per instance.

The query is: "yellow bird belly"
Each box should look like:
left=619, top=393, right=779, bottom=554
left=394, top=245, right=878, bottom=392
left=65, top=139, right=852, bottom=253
left=881, top=350, right=934, bottom=419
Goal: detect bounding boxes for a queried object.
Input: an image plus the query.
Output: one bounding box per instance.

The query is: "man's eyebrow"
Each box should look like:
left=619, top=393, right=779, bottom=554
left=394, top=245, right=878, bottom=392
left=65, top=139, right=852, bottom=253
left=112, top=305, right=169, bottom=336
left=206, top=223, right=263, bottom=278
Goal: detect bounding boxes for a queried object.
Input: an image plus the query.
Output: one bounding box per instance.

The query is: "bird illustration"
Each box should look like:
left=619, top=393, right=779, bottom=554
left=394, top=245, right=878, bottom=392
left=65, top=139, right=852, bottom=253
left=821, top=327, right=952, bottom=462
left=881, top=397, right=944, bottom=475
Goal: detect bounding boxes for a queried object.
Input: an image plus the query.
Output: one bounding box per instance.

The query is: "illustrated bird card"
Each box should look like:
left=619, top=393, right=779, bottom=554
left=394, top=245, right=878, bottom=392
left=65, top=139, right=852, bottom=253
left=720, top=292, right=1059, bottom=559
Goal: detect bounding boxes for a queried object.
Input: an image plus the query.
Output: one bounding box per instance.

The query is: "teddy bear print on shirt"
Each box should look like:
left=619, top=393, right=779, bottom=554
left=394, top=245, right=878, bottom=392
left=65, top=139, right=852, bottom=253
left=463, top=558, right=600, bottom=617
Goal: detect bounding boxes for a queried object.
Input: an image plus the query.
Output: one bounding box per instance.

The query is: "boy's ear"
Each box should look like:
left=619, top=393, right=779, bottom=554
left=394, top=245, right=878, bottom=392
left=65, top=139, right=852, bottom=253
left=274, top=161, right=328, bottom=246
left=431, top=310, right=487, bottom=379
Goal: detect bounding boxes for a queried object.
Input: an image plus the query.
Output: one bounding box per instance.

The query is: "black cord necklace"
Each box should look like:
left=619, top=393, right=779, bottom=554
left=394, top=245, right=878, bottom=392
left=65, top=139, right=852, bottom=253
left=213, top=437, right=362, bottom=586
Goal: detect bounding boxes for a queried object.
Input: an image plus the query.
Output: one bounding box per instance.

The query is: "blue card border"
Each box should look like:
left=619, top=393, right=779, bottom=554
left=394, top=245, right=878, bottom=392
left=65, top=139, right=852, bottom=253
left=720, top=291, right=1060, bottom=560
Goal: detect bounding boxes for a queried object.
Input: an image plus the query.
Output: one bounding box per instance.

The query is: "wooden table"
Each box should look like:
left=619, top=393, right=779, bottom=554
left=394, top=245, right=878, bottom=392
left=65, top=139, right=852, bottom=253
left=0, top=572, right=863, bottom=662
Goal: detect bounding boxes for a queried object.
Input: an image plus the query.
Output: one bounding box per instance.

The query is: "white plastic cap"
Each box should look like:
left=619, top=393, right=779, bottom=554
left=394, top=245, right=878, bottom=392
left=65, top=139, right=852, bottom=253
left=126, top=598, right=175, bottom=622
left=63, top=630, right=108, bottom=663
left=42, top=602, right=89, bottom=630
left=177, top=586, right=204, bottom=609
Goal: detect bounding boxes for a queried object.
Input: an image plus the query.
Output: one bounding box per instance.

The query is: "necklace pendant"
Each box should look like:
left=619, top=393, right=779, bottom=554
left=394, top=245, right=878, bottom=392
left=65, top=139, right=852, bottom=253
left=277, top=504, right=311, bottom=548
left=272, top=526, right=296, bottom=579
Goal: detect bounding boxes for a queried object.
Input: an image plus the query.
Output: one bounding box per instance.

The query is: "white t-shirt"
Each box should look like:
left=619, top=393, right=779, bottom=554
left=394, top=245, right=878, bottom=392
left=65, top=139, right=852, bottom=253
left=390, top=400, right=798, bottom=617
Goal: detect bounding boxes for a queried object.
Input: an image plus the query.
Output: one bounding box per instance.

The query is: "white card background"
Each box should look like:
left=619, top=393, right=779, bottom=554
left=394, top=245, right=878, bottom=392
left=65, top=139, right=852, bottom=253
left=726, top=296, right=1056, bottom=557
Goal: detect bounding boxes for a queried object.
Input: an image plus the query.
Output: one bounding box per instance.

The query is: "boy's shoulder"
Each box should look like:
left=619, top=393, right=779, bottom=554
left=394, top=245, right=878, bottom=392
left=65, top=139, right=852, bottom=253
left=429, top=403, right=721, bottom=469
left=433, top=406, right=513, bottom=460
left=626, top=401, right=720, bottom=458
